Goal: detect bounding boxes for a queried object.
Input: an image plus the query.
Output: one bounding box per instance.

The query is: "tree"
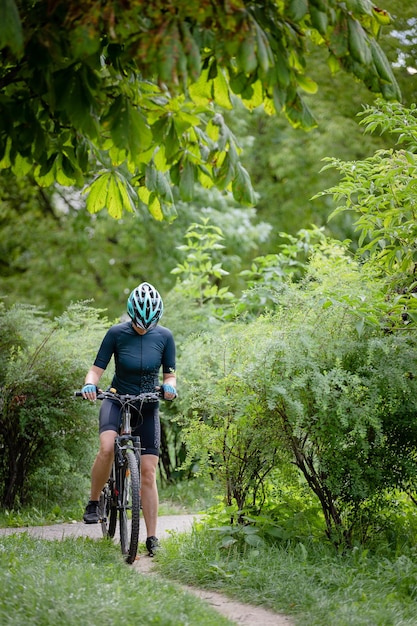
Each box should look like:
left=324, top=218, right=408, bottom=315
left=316, top=100, right=417, bottom=324
left=0, top=0, right=400, bottom=219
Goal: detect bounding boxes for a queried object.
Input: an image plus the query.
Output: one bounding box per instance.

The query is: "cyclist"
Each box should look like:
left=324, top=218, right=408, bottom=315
left=81, top=282, right=177, bottom=557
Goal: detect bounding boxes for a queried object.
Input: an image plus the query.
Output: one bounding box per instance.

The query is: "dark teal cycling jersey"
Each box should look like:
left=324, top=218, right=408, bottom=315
left=93, top=321, right=176, bottom=394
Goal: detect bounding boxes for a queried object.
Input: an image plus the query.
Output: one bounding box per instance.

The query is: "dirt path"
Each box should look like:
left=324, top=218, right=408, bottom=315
left=0, top=516, right=293, bottom=626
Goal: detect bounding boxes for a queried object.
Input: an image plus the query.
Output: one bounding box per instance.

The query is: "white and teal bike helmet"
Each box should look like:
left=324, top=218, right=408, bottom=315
left=127, top=282, right=164, bottom=330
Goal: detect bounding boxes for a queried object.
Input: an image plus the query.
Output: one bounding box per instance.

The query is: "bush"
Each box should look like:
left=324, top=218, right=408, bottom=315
left=177, top=243, right=417, bottom=545
left=0, top=302, right=108, bottom=509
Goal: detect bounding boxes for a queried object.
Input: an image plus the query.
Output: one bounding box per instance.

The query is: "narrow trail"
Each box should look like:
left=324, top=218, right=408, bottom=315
left=0, top=516, right=294, bottom=626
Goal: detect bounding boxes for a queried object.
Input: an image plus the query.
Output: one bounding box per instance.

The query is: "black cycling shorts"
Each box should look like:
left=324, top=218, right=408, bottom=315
left=98, top=398, right=160, bottom=456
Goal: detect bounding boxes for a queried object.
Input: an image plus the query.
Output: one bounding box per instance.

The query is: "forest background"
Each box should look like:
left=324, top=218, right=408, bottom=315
left=1, top=0, right=417, bottom=554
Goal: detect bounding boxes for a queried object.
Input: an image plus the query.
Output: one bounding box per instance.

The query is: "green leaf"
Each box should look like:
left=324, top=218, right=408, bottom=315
left=212, top=71, right=233, bottom=110
left=296, top=74, right=319, bottom=94
left=54, top=67, right=100, bottom=140
left=179, top=159, right=196, bottom=201
left=236, top=27, right=257, bottom=74
left=107, top=97, right=153, bottom=161
left=346, top=0, right=374, bottom=17
left=148, top=192, right=163, bottom=220
left=232, top=162, right=256, bottom=205
left=348, top=17, right=371, bottom=66
left=286, top=0, right=308, bottom=21
left=310, top=6, right=328, bottom=35
left=164, top=120, right=180, bottom=161
left=84, top=171, right=135, bottom=218
left=84, top=172, right=112, bottom=215
left=0, top=0, right=23, bottom=57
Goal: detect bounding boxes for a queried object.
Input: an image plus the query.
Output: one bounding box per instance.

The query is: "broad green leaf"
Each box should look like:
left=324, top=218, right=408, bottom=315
left=236, top=28, right=257, bottom=74
left=215, top=153, right=234, bottom=190
left=105, top=175, right=124, bottom=219
left=84, top=172, right=112, bottom=214
left=285, top=93, right=317, bottom=130
left=212, top=71, right=233, bottom=110
left=371, top=6, right=392, bottom=25
left=241, top=79, right=264, bottom=110
left=84, top=171, right=134, bottom=217
left=54, top=68, right=100, bottom=140
left=287, top=0, right=308, bottom=21
left=165, top=121, right=180, bottom=161
left=55, top=155, right=78, bottom=186
left=114, top=172, right=136, bottom=213
left=346, top=0, right=374, bottom=17
left=296, top=74, right=319, bottom=94
left=179, top=158, right=196, bottom=201
left=197, top=164, right=215, bottom=189
left=108, top=97, right=152, bottom=161
left=153, top=146, right=168, bottom=172
left=0, top=0, right=23, bottom=57
left=310, top=6, right=328, bottom=35
left=155, top=170, right=174, bottom=203
left=232, top=162, right=256, bottom=205
left=138, top=185, right=151, bottom=204
left=188, top=67, right=212, bottom=106
left=255, top=22, right=273, bottom=73
left=11, top=153, right=32, bottom=177
left=148, top=193, right=163, bottom=220
left=348, top=17, right=371, bottom=66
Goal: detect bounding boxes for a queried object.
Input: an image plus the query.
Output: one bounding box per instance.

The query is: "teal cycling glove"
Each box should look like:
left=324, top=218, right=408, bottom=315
left=161, top=384, right=177, bottom=399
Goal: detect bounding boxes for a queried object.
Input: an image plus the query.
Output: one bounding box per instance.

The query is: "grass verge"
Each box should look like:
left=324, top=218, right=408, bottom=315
left=0, top=533, right=233, bottom=626
left=156, top=522, right=417, bottom=626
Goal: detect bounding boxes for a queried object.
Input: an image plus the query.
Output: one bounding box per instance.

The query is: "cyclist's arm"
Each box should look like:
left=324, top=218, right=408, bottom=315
left=82, top=365, right=105, bottom=400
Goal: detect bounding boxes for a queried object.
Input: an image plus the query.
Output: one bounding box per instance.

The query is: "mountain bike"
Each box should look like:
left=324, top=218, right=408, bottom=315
left=75, top=388, right=161, bottom=563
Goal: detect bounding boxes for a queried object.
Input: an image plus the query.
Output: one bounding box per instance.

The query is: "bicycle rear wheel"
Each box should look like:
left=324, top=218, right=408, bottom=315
left=100, top=475, right=117, bottom=538
left=119, top=448, right=141, bottom=563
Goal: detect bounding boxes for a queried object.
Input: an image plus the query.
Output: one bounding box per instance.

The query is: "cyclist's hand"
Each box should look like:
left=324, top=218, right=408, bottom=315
left=161, top=384, right=177, bottom=401
left=82, top=384, right=97, bottom=401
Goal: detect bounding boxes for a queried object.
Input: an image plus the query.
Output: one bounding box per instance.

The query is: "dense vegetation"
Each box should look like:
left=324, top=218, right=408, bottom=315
left=1, top=1, right=417, bottom=623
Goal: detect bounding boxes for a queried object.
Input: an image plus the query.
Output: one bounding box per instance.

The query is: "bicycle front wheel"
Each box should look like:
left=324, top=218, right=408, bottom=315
left=119, top=448, right=141, bottom=564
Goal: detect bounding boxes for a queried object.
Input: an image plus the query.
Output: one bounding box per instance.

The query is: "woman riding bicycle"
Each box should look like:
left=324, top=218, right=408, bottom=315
left=81, top=282, right=177, bottom=556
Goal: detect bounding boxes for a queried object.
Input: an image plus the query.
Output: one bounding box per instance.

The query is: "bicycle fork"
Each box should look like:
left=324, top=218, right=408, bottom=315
left=113, top=437, right=141, bottom=510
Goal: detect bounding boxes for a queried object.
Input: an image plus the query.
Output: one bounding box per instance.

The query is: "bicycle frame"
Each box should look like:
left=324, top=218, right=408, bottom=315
left=76, top=387, right=160, bottom=563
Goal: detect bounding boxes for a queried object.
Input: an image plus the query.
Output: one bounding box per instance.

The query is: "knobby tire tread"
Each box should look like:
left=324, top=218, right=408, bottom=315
left=119, top=448, right=141, bottom=564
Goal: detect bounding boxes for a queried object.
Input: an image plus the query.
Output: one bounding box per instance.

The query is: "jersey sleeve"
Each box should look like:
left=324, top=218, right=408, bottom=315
left=162, top=329, right=176, bottom=374
left=93, top=326, right=117, bottom=370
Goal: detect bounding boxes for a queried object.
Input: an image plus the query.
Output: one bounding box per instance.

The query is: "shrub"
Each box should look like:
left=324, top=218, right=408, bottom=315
left=0, top=302, right=108, bottom=509
left=177, top=244, right=417, bottom=545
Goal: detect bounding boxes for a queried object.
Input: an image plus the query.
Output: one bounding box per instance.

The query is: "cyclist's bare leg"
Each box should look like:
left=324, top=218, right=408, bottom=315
left=140, top=454, right=159, bottom=537
left=90, top=430, right=117, bottom=501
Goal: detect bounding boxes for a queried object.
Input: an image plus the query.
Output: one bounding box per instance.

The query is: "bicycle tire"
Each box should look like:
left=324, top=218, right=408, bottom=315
left=119, top=448, right=141, bottom=563
left=100, top=475, right=117, bottom=538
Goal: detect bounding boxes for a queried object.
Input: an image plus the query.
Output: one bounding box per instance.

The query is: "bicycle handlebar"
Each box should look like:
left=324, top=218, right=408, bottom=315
left=74, top=388, right=162, bottom=403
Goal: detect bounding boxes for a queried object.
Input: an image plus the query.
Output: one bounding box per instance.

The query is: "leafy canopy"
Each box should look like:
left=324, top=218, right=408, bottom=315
left=0, top=0, right=400, bottom=219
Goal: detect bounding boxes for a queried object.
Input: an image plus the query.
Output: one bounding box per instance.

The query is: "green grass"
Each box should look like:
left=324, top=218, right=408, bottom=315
left=0, top=533, right=233, bottom=626
left=156, top=522, right=417, bottom=626
left=4, top=481, right=417, bottom=625
left=158, top=477, right=217, bottom=515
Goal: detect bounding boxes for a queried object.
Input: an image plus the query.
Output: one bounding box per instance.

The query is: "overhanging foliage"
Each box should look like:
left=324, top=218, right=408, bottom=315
left=0, top=0, right=400, bottom=218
